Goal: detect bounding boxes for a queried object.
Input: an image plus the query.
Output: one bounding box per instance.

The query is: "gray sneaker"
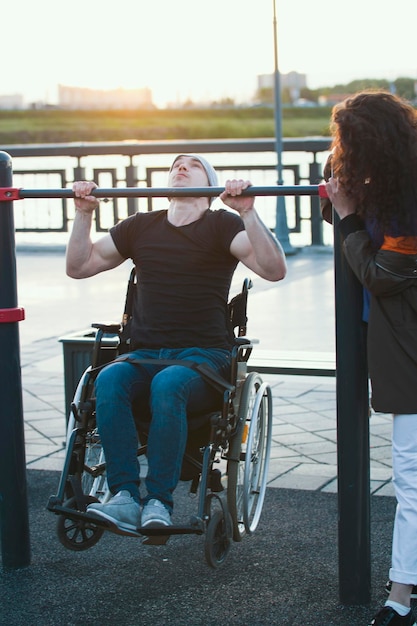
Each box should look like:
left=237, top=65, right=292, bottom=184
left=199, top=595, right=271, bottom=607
left=87, top=490, right=141, bottom=535
left=141, top=498, right=172, bottom=527
left=141, top=498, right=172, bottom=545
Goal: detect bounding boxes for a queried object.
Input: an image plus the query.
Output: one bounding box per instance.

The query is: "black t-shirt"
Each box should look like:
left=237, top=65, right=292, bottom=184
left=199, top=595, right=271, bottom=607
left=110, top=208, right=245, bottom=349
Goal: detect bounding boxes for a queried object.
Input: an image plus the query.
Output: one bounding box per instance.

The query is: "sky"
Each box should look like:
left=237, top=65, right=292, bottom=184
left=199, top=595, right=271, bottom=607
left=5, top=0, right=417, bottom=107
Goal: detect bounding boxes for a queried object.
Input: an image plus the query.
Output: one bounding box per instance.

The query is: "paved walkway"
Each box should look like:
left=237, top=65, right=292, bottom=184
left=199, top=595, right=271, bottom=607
left=15, top=241, right=394, bottom=498
left=1, top=241, right=398, bottom=625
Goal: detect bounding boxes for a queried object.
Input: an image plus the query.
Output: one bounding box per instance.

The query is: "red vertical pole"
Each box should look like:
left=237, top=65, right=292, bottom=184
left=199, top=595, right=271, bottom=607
left=0, top=150, right=30, bottom=569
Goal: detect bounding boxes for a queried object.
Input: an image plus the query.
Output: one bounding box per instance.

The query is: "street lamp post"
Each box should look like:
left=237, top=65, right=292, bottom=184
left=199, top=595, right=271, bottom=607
left=272, top=0, right=295, bottom=254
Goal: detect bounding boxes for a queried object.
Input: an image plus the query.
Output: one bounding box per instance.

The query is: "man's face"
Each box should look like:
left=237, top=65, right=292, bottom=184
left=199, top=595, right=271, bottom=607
left=168, top=156, right=210, bottom=188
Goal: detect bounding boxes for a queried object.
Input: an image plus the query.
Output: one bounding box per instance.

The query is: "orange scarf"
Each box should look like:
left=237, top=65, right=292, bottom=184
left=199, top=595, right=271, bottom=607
left=380, top=235, right=417, bottom=255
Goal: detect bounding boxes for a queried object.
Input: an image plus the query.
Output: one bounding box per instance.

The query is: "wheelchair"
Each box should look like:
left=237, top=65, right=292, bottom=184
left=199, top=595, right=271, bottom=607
left=48, top=269, right=273, bottom=568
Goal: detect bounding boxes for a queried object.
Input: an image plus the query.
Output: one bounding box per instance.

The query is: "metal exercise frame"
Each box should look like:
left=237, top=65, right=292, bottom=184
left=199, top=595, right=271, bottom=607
left=0, top=151, right=370, bottom=605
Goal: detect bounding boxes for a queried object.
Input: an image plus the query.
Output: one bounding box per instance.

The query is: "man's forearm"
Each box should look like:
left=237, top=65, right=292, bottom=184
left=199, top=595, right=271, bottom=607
left=66, top=210, right=95, bottom=278
left=241, top=208, right=286, bottom=280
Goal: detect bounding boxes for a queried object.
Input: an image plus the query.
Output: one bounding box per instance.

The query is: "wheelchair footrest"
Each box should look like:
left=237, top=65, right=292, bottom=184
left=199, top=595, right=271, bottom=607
left=139, top=518, right=205, bottom=537
left=49, top=503, right=205, bottom=537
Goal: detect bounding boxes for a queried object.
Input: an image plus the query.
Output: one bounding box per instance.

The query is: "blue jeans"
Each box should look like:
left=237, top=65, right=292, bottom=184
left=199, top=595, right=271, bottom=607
left=94, top=347, right=231, bottom=513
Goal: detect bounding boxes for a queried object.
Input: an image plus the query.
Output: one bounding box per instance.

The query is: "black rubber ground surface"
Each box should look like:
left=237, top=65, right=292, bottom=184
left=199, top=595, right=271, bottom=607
left=0, top=470, right=406, bottom=626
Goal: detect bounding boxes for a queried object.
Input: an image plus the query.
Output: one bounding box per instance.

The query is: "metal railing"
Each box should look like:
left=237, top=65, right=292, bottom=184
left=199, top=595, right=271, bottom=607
left=4, top=138, right=331, bottom=245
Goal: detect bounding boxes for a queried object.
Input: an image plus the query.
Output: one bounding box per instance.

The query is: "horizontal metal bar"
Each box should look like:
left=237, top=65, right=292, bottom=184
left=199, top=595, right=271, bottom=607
left=1, top=184, right=328, bottom=201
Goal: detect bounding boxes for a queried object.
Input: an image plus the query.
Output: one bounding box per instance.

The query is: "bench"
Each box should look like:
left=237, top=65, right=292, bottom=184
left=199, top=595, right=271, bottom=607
left=247, top=349, right=336, bottom=377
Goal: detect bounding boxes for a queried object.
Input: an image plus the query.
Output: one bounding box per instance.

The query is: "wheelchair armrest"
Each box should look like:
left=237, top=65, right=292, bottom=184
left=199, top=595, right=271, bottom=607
left=90, top=322, right=122, bottom=368
left=232, top=338, right=253, bottom=360
left=234, top=337, right=251, bottom=346
left=92, top=322, right=122, bottom=335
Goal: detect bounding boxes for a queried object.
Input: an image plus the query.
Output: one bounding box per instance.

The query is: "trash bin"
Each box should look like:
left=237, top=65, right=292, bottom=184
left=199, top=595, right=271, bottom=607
left=59, top=328, right=119, bottom=422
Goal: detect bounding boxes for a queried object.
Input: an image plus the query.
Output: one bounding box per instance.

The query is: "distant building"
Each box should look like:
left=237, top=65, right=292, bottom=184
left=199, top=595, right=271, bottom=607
left=0, top=94, right=24, bottom=110
left=58, top=85, right=154, bottom=109
left=318, top=93, right=352, bottom=107
left=257, top=71, right=307, bottom=101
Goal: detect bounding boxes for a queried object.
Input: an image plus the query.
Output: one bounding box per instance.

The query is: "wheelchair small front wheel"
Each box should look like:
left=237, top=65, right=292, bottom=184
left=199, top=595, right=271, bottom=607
left=57, top=496, right=105, bottom=551
left=204, top=509, right=232, bottom=568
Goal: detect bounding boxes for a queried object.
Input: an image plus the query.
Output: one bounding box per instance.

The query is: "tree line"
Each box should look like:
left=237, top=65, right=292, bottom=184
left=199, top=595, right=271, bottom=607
left=257, top=77, right=417, bottom=106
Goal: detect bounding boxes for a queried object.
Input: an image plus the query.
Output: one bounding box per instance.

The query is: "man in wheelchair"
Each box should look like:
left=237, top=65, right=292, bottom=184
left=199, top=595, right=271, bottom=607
left=66, top=154, right=286, bottom=539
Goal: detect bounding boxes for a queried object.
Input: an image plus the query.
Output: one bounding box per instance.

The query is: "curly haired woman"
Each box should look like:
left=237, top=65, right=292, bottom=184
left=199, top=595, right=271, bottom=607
left=325, top=90, right=417, bottom=626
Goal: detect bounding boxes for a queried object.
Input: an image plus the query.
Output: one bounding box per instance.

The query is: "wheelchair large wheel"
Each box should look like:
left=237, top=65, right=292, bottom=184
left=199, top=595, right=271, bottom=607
left=66, top=372, right=109, bottom=503
left=204, top=509, right=232, bottom=568
left=81, top=428, right=109, bottom=502
left=227, top=372, right=273, bottom=541
left=57, top=496, right=105, bottom=551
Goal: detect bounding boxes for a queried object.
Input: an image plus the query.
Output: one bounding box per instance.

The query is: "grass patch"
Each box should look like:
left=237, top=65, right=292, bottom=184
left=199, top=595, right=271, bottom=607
left=0, top=107, right=333, bottom=144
